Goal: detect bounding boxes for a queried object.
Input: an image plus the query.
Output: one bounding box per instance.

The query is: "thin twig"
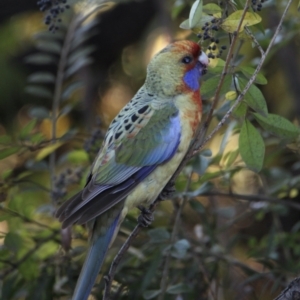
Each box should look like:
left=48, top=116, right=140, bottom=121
left=198, top=191, right=300, bottom=211
left=158, top=174, right=192, bottom=300
left=49, top=15, right=79, bottom=205
left=102, top=201, right=159, bottom=300
left=245, top=27, right=265, bottom=56
left=196, top=0, right=293, bottom=153
left=0, top=207, right=58, bottom=232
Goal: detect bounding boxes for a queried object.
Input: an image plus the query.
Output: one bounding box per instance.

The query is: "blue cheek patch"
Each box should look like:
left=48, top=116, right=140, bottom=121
left=183, top=67, right=200, bottom=91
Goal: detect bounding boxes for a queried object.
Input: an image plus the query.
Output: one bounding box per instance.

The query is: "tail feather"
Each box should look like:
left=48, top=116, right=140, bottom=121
left=72, top=215, right=120, bottom=300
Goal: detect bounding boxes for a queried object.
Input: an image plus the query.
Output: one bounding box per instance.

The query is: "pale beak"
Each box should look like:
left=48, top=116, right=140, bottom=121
left=198, top=51, right=209, bottom=74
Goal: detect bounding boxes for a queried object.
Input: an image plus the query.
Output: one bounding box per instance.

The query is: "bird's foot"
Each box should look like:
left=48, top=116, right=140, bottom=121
left=137, top=206, right=154, bottom=227
left=158, top=181, right=176, bottom=201
left=104, top=274, right=111, bottom=285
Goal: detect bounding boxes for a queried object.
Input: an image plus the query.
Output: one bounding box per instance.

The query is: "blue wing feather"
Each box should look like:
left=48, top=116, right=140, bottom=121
left=56, top=103, right=181, bottom=226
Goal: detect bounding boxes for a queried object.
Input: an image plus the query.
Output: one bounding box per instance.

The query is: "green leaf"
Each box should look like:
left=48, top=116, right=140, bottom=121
left=171, top=239, right=190, bottom=259
left=34, top=30, right=64, bottom=40
left=19, top=257, right=39, bottom=280
left=203, top=3, right=222, bottom=14
left=240, top=66, right=267, bottom=85
left=193, top=151, right=211, bottom=175
left=62, top=81, right=83, bottom=100
left=20, top=119, right=37, bottom=139
left=179, top=19, right=190, bottom=30
left=232, top=101, right=248, bottom=118
left=253, top=113, right=300, bottom=140
left=36, top=241, right=58, bottom=260
left=0, top=135, right=12, bottom=145
left=167, top=283, right=191, bottom=294
left=25, top=86, right=53, bottom=99
left=148, top=228, right=170, bottom=243
left=65, top=57, right=93, bottom=78
left=221, top=11, right=262, bottom=33
left=59, top=105, right=73, bottom=117
left=0, top=147, right=20, bottom=160
left=4, top=232, right=23, bottom=253
left=67, top=46, right=95, bottom=66
left=28, top=72, right=55, bottom=83
left=139, top=256, right=162, bottom=295
left=143, top=290, right=161, bottom=299
left=36, top=142, right=63, bottom=161
left=36, top=40, right=62, bottom=54
left=225, top=149, right=239, bottom=167
left=180, top=13, right=214, bottom=30
left=189, top=0, right=203, bottom=28
left=67, top=150, right=89, bottom=164
left=25, top=54, right=56, bottom=65
left=190, top=200, right=205, bottom=213
left=201, top=75, right=232, bottom=98
left=239, top=78, right=268, bottom=116
left=239, top=120, right=265, bottom=172
left=29, top=107, right=50, bottom=119
left=216, top=206, right=236, bottom=218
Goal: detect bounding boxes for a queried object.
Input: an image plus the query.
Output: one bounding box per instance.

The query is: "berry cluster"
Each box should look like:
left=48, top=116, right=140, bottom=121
left=197, top=18, right=220, bottom=40
left=37, top=0, right=70, bottom=32
left=52, top=168, right=83, bottom=202
left=84, top=122, right=105, bottom=157
left=251, top=0, right=265, bottom=12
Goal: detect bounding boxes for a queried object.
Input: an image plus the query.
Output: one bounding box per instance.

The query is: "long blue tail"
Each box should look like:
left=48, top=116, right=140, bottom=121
left=72, top=215, right=119, bottom=300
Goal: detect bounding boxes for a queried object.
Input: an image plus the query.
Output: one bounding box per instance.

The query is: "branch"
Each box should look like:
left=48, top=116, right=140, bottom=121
left=103, top=201, right=160, bottom=300
left=0, top=207, right=58, bottom=232
left=49, top=14, right=79, bottom=205
left=195, top=0, right=293, bottom=153
left=199, top=191, right=300, bottom=211
left=158, top=174, right=192, bottom=300
left=274, top=278, right=300, bottom=300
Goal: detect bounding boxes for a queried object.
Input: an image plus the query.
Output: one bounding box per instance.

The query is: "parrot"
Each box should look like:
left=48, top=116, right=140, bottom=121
left=56, top=40, right=208, bottom=300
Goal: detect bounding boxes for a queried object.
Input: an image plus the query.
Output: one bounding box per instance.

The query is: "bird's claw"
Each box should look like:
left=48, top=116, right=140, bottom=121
left=137, top=206, right=154, bottom=227
left=104, top=274, right=111, bottom=285
left=158, top=181, right=176, bottom=201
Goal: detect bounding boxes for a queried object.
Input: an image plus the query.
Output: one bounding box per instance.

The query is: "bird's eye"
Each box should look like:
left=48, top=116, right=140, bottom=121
left=181, top=56, right=193, bottom=64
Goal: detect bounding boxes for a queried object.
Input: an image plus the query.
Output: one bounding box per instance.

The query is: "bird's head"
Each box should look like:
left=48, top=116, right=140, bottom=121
left=145, top=40, right=208, bottom=97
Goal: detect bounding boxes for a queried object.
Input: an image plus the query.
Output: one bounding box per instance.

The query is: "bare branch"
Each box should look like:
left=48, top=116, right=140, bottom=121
left=158, top=174, right=192, bottom=300
left=274, top=278, right=300, bottom=300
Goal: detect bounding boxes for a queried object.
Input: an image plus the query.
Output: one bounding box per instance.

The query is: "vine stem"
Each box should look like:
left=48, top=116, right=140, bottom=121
left=102, top=0, right=294, bottom=297
left=158, top=174, right=192, bottom=300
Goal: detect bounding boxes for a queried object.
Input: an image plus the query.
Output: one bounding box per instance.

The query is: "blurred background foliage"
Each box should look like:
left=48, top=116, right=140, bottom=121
left=0, top=0, right=300, bottom=299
